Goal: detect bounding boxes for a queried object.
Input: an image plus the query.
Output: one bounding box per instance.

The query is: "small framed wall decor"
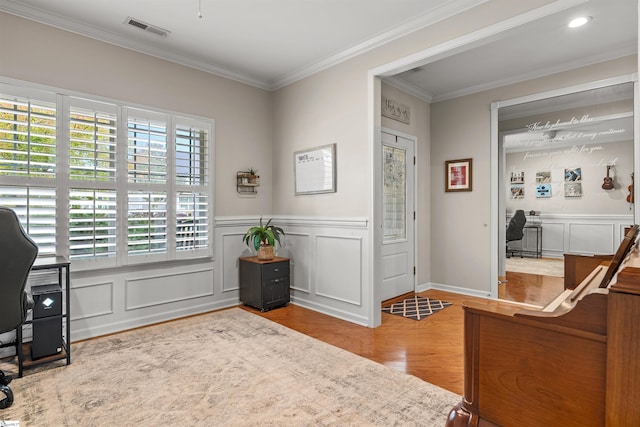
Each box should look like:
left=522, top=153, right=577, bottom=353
left=510, top=171, right=524, bottom=184
left=536, top=184, right=551, bottom=198
left=382, top=96, right=410, bottom=124
left=294, top=143, right=337, bottom=195
left=445, top=158, right=472, bottom=192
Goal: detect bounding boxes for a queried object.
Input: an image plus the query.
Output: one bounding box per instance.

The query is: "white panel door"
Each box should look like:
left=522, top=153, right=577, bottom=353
left=381, top=130, right=415, bottom=301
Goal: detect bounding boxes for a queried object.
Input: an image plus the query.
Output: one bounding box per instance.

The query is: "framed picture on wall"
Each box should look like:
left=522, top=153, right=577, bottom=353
left=536, top=171, right=551, bottom=183
left=445, top=158, right=472, bottom=192
left=536, top=184, right=551, bottom=198
left=565, top=167, right=582, bottom=182
left=511, top=184, right=524, bottom=199
left=510, top=171, right=524, bottom=184
left=565, top=182, right=582, bottom=198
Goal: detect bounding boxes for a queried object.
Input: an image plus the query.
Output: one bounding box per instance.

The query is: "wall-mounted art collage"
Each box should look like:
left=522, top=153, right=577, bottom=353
left=536, top=171, right=551, bottom=198
left=510, top=167, right=585, bottom=200
left=564, top=167, right=582, bottom=198
left=510, top=171, right=524, bottom=199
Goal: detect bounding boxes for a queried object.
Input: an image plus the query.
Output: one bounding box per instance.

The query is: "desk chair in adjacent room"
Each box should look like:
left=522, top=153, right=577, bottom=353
left=0, top=207, right=38, bottom=409
left=506, top=209, right=527, bottom=258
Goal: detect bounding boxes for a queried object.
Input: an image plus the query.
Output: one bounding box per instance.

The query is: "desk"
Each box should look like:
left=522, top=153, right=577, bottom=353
left=508, top=224, right=542, bottom=258
left=17, top=256, right=71, bottom=377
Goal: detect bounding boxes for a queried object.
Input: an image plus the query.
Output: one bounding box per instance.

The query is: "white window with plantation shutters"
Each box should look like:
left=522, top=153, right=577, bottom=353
left=0, top=79, right=213, bottom=267
left=0, top=186, right=57, bottom=256
left=174, top=118, right=210, bottom=254
left=68, top=98, right=118, bottom=261
left=127, top=109, right=167, bottom=184
left=0, top=93, right=56, bottom=179
left=127, top=191, right=168, bottom=255
left=125, top=109, right=169, bottom=260
left=0, top=86, right=58, bottom=255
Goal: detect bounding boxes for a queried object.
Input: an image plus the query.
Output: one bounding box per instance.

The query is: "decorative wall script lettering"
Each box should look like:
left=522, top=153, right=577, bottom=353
left=527, top=115, right=594, bottom=131
left=523, top=144, right=606, bottom=161
left=382, top=96, right=410, bottom=124
left=525, top=114, right=626, bottom=142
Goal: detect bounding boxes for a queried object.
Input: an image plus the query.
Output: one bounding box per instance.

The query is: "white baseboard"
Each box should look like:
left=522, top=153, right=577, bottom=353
left=421, top=282, right=493, bottom=299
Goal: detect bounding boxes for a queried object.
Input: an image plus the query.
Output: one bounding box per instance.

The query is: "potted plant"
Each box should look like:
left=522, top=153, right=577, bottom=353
left=248, top=167, right=259, bottom=184
left=242, top=217, right=284, bottom=260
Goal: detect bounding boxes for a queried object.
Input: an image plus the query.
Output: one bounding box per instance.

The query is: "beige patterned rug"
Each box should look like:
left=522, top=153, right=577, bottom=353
left=1, top=308, right=459, bottom=426
left=505, top=257, right=564, bottom=277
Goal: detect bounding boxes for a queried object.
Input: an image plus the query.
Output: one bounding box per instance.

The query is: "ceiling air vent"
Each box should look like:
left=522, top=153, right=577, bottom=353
left=124, top=17, right=170, bottom=38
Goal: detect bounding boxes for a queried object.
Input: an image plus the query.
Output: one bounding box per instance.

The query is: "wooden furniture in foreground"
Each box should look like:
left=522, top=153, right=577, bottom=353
left=564, top=253, right=612, bottom=290
left=447, top=226, right=640, bottom=427
left=239, top=256, right=290, bottom=311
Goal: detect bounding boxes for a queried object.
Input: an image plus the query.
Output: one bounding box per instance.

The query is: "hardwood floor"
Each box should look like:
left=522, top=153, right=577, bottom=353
left=244, top=272, right=561, bottom=396
left=499, top=270, right=564, bottom=307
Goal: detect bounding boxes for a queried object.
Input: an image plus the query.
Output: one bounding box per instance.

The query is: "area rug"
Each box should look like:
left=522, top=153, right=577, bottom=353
left=382, top=296, right=452, bottom=320
left=505, top=257, right=564, bottom=277
left=0, top=308, right=459, bottom=426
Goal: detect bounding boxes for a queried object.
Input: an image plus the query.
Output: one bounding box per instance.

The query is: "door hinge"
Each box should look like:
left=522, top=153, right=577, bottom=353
left=413, top=156, right=416, bottom=165
left=413, top=266, right=416, bottom=275
left=414, top=211, right=416, bottom=220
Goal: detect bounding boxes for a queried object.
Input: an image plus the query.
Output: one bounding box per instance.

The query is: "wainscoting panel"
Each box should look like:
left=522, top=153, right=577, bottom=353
left=280, top=233, right=311, bottom=293
left=125, top=268, right=214, bottom=310
left=540, top=222, right=565, bottom=254
left=507, top=214, right=632, bottom=257
left=568, top=223, right=615, bottom=254
left=71, top=281, right=114, bottom=320
left=51, top=215, right=372, bottom=343
left=315, top=235, right=363, bottom=305
left=216, top=216, right=371, bottom=326
left=221, top=232, right=248, bottom=292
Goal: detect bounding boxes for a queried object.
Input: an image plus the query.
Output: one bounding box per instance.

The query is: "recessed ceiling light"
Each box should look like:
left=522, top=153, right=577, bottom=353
left=568, top=16, right=592, bottom=28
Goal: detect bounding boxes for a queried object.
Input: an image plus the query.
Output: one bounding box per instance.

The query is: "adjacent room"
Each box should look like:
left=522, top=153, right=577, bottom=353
left=0, top=0, right=638, bottom=425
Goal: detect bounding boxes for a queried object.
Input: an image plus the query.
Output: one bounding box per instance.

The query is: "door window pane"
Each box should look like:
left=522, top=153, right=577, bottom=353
left=383, top=145, right=406, bottom=241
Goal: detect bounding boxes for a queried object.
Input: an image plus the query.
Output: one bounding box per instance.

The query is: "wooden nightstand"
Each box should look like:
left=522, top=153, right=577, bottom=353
left=239, top=256, right=290, bottom=311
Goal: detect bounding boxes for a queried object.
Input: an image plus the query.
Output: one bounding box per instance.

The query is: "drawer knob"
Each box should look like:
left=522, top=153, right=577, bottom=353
left=274, top=268, right=279, bottom=272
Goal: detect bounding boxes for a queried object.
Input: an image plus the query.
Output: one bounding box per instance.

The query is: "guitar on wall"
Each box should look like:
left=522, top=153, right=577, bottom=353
left=628, top=173, right=634, bottom=209
left=602, top=165, right=614, bottom=190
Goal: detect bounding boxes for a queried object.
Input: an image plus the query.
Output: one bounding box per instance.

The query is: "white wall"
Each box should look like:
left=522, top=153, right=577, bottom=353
left=505, top=140, right=634, bottom=215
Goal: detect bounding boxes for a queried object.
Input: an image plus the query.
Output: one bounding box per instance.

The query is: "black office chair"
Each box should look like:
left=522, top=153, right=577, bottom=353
left=506, top=209, right=527, bottom=258
left=0, top=207, right=38, bottom=409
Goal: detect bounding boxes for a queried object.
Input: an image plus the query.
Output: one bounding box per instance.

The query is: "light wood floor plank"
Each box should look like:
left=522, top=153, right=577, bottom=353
left=245, top=272, right=559, bottom=396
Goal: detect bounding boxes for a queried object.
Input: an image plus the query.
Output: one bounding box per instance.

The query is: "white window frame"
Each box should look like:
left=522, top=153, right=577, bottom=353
left=0, top=78, right=215, bottom=271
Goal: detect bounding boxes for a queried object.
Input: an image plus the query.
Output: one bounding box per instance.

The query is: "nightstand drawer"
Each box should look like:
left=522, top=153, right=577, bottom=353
left=262, top=261, right=289, bottom=281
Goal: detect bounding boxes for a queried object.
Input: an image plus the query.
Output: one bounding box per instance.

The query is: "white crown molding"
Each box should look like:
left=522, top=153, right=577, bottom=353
left=0, top=0, right=489, bottom=92
left=269, top=0, right=490, bottom=90
left=431, top=43, right=638, bottom=103
left=368, top=0, right=637, bottom=103
left=383, top=77, right=433, bottom=103
left=0, top=0, right=271, bottom=90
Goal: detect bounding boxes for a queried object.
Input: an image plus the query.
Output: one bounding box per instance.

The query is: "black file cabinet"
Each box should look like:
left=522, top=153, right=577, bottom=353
left=31, top=283, right=63, bottom=359
left=239, top=256, right=290, bottom=311
left=16, top=256, right=71, bottom=377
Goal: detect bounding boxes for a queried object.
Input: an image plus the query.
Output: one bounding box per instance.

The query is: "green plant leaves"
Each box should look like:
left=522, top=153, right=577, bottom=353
left=242, top=217, right=285, bottom=252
